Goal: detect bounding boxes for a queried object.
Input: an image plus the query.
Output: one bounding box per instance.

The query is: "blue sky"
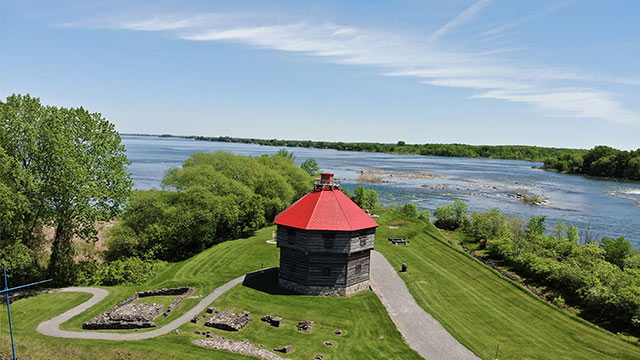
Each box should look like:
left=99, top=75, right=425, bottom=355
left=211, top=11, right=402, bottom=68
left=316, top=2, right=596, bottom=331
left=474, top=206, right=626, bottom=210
left=1, top=0, right=639, bottom=149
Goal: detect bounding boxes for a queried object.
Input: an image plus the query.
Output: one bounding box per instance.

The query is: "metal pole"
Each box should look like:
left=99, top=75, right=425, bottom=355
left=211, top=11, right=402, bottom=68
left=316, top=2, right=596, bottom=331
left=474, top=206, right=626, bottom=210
left=0, top=279, right=53, bottom=295
left=3, top=264, right=17, bottom=360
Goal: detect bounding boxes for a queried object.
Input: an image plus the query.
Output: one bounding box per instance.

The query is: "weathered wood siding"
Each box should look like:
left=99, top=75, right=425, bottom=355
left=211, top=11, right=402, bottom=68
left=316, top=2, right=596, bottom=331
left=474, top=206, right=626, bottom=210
left=349, top=229, right=375, bottom=253
left=346, top=250, right=371, bottom=286
left=279, top=247, right=309, bottom=284
left=277, top=225, right=375, bottom=289
left=277, top=225, right=375, bottom=254
left=307, top=254, right=347, bottom=286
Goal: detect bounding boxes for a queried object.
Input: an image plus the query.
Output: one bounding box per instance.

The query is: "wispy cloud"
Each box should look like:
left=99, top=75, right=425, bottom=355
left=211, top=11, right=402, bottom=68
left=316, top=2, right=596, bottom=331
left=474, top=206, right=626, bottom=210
left=481, top=0, right=574, bottom=38
left=428, top=0, right=492, bottom=44
left=86, top=8, right=639, bottom=125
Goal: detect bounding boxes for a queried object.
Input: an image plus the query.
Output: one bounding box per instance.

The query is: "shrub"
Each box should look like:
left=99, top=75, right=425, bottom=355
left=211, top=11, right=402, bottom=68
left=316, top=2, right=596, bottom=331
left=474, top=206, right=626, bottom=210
left=401, top=203, right=418, bottom=218
left=418, top=210, right=431, bottom=220
left=433, top=200, right=469, bottom=230
left=76, top=257, right=164, bottom=286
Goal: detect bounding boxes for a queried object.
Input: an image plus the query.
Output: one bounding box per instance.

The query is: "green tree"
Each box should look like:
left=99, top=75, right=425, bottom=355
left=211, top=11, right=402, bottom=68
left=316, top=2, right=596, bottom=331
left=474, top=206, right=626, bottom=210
left=601, top=236, right=635, bottom=269
left=300, top=158, right=320, bottom=176
left=110, top=151, right=313, bottom=262
left=0, top=94, right=132, bottom=285
left=401, top=203, right=418, bottom=218
left=276, top=148, right=295, bottom=161
left=470, top=208, right=508, bottom=248
left=352, top=186, right=378, bottom=210
left=433, top=200, right=469, bottom=230
left=526, top=216, right=547, bottom=237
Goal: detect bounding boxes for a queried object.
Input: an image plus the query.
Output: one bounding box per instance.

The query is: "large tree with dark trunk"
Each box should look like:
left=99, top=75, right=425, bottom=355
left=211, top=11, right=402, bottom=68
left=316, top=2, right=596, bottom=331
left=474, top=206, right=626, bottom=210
left=0, top=94, right=131, bottom=285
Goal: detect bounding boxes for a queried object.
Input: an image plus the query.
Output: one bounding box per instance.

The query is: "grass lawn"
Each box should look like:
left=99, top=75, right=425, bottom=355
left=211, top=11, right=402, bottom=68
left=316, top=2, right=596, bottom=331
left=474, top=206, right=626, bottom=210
left=185, top=268, right=420, bottom=359
left=1, top=226, right=417, bottom=359
left=375, top=210, right=640, bottom=360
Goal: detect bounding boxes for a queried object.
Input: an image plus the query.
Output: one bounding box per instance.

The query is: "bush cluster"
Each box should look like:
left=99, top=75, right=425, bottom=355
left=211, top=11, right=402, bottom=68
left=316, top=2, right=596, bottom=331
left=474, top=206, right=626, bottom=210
left=107, top=151, right=313, bottom=261
left=444, top=203, right=640, bottom=333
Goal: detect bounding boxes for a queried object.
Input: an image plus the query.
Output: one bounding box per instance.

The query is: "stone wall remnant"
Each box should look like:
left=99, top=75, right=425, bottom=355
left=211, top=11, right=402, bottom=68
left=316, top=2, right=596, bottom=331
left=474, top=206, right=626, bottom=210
left=296, top=321, right=314, bottom=333
left=82, top=286, right=195, bottom=330
left=193, top=336, right=291, bottom=360
left=204, top=310, right=252, bottom=331
left=261, top=315, right=283, bottom=327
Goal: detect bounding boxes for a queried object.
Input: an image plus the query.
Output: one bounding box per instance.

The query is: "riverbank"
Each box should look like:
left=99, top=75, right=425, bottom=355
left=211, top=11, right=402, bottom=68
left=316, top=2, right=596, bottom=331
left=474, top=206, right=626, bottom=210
left=120, top=133, right=584, bottom=163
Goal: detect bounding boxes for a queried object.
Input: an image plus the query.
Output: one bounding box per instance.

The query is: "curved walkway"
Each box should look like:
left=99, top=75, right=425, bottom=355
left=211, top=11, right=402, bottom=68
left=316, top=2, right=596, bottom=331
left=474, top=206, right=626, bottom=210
left=37, top=259, right=478, bottom=359
left=37, top=275, right=245, bottom=340
left=370, top=250, right=480, bottom=360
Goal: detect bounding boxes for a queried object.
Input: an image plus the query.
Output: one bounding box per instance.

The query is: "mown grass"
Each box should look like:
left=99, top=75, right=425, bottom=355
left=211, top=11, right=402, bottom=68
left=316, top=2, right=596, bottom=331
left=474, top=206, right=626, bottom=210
left=375, top=210, right=640, bottom=360
left=1, top=226, right=417, bottom=359
left=59, top=227, right=280, bottom=332
left=184, top=269, right=420, bottom=359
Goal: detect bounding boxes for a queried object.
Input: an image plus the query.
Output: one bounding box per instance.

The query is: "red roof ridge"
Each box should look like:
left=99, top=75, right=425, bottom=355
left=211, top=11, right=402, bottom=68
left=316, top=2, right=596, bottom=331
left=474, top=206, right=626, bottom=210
left=332, top=190, right=354, bottom=229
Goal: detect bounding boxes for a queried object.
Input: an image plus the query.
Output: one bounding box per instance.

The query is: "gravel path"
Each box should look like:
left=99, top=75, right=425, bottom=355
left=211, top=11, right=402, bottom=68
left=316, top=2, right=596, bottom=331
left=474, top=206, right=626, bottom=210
left=36, top=276, right=245, bottom=340
left=370, top=250, right=480, bottom=360
left=37, top=258, right=479, bottom=359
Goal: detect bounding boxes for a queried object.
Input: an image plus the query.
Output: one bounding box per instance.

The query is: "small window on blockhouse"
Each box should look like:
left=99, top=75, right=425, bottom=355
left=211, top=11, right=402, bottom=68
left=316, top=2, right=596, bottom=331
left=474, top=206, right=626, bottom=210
left=323, top=233, right=334, bottom=249
left=322, top=267, right=332, bottom=276
left=287, top=229, right=296, bottom=244
left=359, top=236, right=367, bottom=247
left=290, top=262, right=297, bottom=272
left=355, top=264, right=362, bottom=273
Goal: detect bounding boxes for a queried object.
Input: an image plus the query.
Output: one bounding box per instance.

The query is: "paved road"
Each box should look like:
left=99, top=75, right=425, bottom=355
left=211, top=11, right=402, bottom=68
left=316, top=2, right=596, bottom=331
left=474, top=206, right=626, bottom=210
left=36, top=275, right=245, bottom=341
left=370, top=250, right=480, bottom=360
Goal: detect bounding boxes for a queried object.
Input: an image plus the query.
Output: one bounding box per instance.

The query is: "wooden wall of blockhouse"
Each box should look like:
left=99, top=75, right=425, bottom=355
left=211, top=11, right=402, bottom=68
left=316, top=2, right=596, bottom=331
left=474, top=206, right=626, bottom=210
left=279, top=247, right=309, bottom=284
left=349, top=229, right=375, bottom=253
left=346, top=250, right=371, bottom=286
left=277, top=226, right=375, bottom=254
left=279, top=249, right=349, bottom=286
left=306, top=253, right=348, bottom=286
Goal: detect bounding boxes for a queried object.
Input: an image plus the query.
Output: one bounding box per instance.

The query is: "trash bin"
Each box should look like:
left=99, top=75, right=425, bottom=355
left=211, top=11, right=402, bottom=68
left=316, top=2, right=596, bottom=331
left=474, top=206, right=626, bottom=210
left=401, top=263, right=407, bottom=272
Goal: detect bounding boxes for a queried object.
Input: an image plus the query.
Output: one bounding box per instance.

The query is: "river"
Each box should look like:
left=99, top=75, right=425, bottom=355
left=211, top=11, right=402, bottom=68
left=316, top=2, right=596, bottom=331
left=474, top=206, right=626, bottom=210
left=122, top=135, right=640, bottom=247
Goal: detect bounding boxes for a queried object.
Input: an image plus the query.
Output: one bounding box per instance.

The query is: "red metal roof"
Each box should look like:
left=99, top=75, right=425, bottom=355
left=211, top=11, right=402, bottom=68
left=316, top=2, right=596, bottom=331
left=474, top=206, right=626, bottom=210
left=274, top=187, right=379, bottom=231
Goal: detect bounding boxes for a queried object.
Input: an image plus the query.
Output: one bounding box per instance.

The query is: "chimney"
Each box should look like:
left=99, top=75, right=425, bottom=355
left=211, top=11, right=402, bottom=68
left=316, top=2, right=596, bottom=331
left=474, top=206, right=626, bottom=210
left=321, top=172, right=334, bottom=185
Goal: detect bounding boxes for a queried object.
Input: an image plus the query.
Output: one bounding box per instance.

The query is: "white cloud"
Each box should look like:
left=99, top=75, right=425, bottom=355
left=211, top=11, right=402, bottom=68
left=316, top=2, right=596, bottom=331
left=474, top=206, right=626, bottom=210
left=428, top=0, right=492, bottom=44
left=101, top=10, right=640, bottom=125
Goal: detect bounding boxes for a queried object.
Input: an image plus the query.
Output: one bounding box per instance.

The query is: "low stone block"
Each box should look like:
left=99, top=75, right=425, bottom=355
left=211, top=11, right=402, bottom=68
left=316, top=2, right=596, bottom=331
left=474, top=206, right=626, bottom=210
left=204, top=310, right=252, bottom=331
left=261, top=315, right=283, bottom=327
left=296, top=321, right=314, bottom=333
left=273, top=345, right=293, bottom=353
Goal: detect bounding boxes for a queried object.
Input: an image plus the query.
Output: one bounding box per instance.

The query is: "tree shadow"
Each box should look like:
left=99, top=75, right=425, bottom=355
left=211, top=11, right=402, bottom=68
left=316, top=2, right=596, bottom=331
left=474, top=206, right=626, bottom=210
left=242, top=267, right=299, bottom=296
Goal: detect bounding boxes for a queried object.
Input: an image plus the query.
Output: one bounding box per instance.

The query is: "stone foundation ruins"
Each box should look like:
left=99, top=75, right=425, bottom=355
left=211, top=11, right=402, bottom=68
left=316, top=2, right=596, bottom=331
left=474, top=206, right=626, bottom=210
left=82, top=286, right=195, bottom=330
left=193, top=336, right=290, bottom=360
left=204, top=308, right=252, bottom=331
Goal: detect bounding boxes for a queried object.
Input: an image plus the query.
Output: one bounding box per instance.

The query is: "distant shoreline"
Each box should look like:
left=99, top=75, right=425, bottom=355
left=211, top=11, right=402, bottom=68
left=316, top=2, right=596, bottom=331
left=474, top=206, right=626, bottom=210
left=119, top=133, right=581, bottom=163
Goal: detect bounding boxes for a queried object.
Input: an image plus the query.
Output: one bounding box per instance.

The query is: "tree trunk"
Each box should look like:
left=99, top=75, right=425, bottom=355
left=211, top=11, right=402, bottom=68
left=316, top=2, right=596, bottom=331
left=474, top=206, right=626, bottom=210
left=48, top=224, right=75, bottom=286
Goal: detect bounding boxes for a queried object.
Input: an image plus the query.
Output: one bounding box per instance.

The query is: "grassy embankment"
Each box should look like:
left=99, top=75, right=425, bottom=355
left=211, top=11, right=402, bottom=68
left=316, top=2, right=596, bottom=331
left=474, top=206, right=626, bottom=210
left=4, top=214, right=640, bottom=359
left=1, top=227, right=417, bottom=359
left=375, top=211, right=640, bottom=360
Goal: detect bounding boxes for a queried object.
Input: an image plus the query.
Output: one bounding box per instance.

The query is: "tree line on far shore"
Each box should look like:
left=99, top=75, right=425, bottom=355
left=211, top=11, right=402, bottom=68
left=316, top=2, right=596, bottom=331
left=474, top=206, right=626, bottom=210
left=189, top=135, right=583, bottom=162
left=188, top=135, right=640, bottom=180
left=543, top=145, right=640, bottom=180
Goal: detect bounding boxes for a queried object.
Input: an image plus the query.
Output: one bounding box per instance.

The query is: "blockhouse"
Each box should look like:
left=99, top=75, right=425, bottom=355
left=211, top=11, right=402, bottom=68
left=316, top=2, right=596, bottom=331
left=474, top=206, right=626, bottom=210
left=274, top=173, right=379, bottom=296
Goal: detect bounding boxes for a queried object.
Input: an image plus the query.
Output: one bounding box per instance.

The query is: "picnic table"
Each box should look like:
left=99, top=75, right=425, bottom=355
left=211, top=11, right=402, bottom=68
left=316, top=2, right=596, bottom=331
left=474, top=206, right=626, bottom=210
left=388, top=238, right=409, bottom=245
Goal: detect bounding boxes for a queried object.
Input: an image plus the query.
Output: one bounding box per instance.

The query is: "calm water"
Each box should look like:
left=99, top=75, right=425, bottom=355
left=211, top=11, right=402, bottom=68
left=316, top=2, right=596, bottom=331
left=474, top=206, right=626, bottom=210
left=123, top=136, right=640, bottom=247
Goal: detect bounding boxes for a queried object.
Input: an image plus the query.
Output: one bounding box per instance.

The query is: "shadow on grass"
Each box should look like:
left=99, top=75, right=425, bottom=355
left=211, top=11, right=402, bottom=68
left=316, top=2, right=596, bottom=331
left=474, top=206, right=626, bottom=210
left=242, top=267, right=299, bottom=296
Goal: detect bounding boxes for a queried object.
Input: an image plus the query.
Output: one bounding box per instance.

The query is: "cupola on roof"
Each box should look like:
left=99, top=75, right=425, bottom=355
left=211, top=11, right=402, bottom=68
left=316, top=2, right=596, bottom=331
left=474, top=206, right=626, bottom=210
left=273, top=173, right=379, bottom=231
